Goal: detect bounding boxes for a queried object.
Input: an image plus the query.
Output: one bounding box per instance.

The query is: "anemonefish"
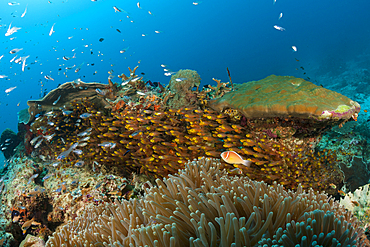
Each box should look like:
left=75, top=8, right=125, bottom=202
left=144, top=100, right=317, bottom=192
left=220, top=151, right=251, bottom=167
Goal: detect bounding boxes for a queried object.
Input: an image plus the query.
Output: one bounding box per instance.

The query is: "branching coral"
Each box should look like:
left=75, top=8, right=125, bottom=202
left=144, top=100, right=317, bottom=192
left=45, top=157, right=363, bottom=247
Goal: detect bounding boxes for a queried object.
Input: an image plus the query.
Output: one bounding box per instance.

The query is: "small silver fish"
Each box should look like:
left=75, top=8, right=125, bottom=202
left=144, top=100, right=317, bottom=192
left=273, top=25, right=285, bottom=31
left=44, top=133, right=55, bottom=142
left=53, top=95, right=61, bottom=105
left=30, top=136, right=41, bottom=145
left=9, top=48, right=23, bottom=54
left=73, top=149, right=83, bottom=155
left=49, top=23, right=55, bottom=36
left=57, top=143, right=78, bottom=160
left=34, top=138, right=43, bottom=149
left=98, top=142, right=116, bottom=149
left=80, top=113, right=92, bottom=118
left=175, top=78, right=187, bottom=82
left=74, top=160, right=85, bottom=167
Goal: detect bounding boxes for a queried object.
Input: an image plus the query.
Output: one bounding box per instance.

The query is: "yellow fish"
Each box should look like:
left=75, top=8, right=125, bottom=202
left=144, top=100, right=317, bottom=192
left=220, top=151, right=251, bottom=167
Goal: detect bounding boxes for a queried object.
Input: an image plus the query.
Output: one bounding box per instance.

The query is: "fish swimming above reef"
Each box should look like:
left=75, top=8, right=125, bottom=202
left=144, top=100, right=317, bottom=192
left=62, top=53, right=75, bottom=60
left=98, top=142, right=116, bottom=149
left=57, top=142, right=79, bottom=160
left=5, top=23, right=21, bottom=36
left=273, top=25, right=285, bottom=31
left=220, top=151, right=251, bottom=167
left=113, top=6, right=127, bottom=13
left=44, top=75, right=54, bottom=81
left=21, top=5, right=27, bottom=17
left=49, top=23, right=55, bottom=36
left=9, top=48, right=23, bottom=54
left=5, top=86, right=17, bottom=93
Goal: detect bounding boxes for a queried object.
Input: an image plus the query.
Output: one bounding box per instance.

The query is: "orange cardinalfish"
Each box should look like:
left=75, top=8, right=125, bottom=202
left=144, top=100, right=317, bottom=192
left=220, top=151, right=251, bottom=167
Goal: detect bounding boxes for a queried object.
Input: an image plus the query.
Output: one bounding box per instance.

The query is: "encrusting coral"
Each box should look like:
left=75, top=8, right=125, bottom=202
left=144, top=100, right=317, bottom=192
left=45, top=157, right=363, bottom=247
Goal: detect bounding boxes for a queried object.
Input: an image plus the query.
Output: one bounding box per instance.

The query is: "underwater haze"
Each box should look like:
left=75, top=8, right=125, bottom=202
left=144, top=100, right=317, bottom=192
left=0, top=0, right=370, bottom=156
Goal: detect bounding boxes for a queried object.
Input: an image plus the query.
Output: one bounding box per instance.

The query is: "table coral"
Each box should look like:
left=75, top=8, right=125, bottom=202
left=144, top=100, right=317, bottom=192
left=209, top=75, right=360, bottom=122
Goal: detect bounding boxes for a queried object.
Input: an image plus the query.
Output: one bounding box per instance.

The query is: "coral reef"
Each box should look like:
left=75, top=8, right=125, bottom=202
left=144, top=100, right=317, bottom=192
left=1, top=68, right=365, bottom=245
left=45, top=157, right=363, bottom=246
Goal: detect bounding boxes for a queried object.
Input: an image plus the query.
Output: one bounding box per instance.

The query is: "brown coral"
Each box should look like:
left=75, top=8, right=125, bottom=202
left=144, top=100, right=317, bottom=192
left=209, top=75, right=360, bottom=121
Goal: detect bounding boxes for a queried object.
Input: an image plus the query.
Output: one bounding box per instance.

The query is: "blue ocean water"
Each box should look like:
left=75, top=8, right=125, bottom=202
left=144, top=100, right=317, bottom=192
left=0, top=0, right=369, bottom=161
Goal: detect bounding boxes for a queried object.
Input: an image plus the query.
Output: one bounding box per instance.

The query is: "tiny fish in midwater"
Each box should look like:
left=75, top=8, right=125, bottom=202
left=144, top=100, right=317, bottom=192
left=292, top=46, right=297, bottom=52
left=273, top=25, right=285, bottom=31
left=113, top=6, right=126, bottom=13
left=44, top=75, right=54, bottom=81
left=9, top=48, right=23, bottom=54
left=5, top=86, right=17, bottom=94
left=5, top=23, right=21, bottom=36
left=21, top=5, right=27, bottom=17
left=49, top=23, right=55, bottom=36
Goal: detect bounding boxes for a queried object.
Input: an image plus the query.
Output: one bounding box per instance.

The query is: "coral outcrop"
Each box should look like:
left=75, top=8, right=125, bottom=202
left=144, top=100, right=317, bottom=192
left=165, top=69, right=201, bottom=108
left=209, top=75, right=360, bottom=136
